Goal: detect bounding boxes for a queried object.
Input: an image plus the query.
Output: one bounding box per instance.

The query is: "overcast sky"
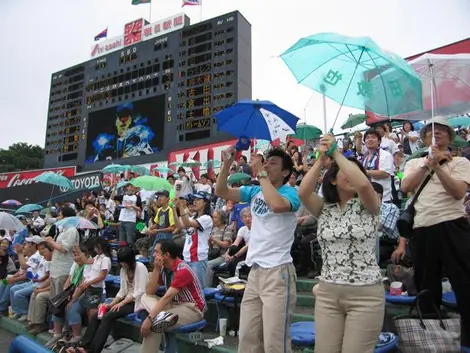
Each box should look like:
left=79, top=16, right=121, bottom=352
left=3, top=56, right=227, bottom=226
left=1, top=0, right=469, bottom=149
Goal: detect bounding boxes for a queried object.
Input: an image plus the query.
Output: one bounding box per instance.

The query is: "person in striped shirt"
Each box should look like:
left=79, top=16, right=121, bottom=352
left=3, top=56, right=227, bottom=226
left=139, top=240, right=205, bottom=353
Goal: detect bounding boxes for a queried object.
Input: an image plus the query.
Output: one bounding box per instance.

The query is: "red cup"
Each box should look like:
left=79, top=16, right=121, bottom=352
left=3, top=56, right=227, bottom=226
left=97, top=304, right=107, bottom=319
left=390, top=281, right=403, bottom=296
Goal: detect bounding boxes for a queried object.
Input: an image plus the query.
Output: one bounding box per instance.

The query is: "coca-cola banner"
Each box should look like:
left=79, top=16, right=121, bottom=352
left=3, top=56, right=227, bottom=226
left=0, top=167, right=76, bottom=189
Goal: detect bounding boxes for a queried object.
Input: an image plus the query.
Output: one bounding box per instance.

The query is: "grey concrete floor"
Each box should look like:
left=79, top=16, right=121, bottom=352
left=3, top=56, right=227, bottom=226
left=0, top=327, right=15, bottom=353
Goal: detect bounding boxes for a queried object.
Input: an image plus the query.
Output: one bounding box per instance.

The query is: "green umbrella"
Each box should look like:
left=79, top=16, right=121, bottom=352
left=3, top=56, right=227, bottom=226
left=203, top=160, right=221, bottom=168
left=131, top=165, right=150, bottom=175
left=408, top=147, right=428, bottom=160
left=130, top=176, right=172, bottom=191
left=181, top=159, right=202, bottom=168
left=281, top=33, right=422, bottom=120
left=228, top=173, right=252, bottom=184
left=451, top=135, right=468, bottom=148
left=15, top=204, right=43, bottom=214
left=289, top=124, right=322, bottom=140
left=340, top=114, right=369, bottom=129
left=34, top=171, right=74, bottom=190
left=449, top=116, right=470, bottom=128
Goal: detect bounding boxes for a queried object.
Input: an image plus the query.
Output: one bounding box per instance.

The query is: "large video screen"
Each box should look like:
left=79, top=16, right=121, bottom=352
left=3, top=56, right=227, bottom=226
left=85, top=95, right=165, bottom=164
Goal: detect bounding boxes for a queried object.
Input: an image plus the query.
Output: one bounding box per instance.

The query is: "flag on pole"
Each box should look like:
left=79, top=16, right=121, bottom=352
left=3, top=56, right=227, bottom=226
left=182, top=0, right=201, bottom=7
left=94, top=28, right=108, bottom=41
left=132, top=0, right=151, bottom=5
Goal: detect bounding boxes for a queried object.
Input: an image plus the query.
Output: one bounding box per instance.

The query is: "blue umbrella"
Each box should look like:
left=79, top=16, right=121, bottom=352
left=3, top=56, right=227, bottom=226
left=34, top=171, right=74, bottom=190
left=15, top=204, right=43, bottom=214
left=215, top=100, right=300, bottom=141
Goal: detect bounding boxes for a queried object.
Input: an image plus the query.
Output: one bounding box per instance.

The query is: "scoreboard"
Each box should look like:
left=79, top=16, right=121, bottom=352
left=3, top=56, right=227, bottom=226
left=43, top=11, right=252, bottom=171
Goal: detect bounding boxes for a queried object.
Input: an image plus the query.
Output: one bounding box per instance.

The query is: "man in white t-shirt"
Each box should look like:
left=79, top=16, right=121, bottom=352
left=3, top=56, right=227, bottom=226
left=195, top=174, right=212, bottom=194
left=216, top=146, right=300, bottom=353
left=119, top=185, right=140, bottom=245
left=174, top=167, right=193, bottom=198
left=10, top=235, right=44, bottom=320
left=359, top=129, right=395, bottom=203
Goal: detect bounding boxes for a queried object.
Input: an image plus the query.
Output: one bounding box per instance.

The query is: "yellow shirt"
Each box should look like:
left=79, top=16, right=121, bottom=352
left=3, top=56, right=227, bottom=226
left=404, top=157, right=470, bottom=228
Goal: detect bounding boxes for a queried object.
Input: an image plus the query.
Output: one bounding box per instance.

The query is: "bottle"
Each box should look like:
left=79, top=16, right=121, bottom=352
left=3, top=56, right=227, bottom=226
left=442, top=278, right=452, bottom=293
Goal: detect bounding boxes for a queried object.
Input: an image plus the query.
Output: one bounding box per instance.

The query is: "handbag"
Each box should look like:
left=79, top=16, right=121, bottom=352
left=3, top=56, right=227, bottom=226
left=48, top=285, right=75, bottom=317
left=393, top=290, right=461, bottom=353
left=397, top=159, right=446, bottom=239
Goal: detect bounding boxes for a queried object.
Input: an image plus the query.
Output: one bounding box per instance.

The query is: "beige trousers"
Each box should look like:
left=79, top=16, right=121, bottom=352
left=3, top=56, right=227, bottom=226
left=27, top=291, right=50, bottom=324
left=314, top=282, right=385, bottom=353
left=140, top=294, right=204, bottom=353
left=237, top=263, right=297, bottom=353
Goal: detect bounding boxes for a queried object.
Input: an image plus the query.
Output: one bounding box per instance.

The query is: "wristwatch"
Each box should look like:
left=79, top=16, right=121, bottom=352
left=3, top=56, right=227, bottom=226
left=256, top=171, right=268, bottom=180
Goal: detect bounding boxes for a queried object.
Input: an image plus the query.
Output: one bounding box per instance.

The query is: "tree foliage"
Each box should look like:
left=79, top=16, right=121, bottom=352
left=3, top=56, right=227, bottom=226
left=0, top=143, right=44, bottom=173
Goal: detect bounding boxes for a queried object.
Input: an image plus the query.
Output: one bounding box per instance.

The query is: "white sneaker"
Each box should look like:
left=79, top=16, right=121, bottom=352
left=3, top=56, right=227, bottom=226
left=17, top=315, right=27, bottom=322
left=150, top=312, right=179, bottom=333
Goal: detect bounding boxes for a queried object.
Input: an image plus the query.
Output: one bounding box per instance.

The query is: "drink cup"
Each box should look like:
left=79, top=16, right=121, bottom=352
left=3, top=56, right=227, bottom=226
left=390, top=281, right=403, bottom=296
left=97, top=304, right=107, bottom=319
left=219, top=318, right=227, bottom=337
left=8, top=306, right=13, bottom=317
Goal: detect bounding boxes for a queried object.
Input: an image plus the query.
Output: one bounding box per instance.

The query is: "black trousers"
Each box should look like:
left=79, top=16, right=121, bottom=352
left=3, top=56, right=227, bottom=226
left=81, top=302, right=135, bottom=353
left=411, top=217, right=470, bottom=346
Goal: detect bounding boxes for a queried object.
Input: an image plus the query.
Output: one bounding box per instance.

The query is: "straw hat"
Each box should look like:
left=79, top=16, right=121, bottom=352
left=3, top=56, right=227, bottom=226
left=419, top=116, right=456, bottom=142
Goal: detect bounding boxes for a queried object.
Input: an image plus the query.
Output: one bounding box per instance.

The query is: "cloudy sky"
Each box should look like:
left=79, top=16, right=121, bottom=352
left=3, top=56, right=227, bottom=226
left=0, top=0, right=469, bottom=149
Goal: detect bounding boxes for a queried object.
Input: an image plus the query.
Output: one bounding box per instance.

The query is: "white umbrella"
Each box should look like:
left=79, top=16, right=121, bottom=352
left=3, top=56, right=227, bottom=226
left=0, top=212, right=25, bottom=232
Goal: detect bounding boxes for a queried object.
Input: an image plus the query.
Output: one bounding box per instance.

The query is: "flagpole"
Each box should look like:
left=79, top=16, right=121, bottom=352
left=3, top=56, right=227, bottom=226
left=200, top=1, right=203, bottom=22
left=149, top=0, right=152, bottom=22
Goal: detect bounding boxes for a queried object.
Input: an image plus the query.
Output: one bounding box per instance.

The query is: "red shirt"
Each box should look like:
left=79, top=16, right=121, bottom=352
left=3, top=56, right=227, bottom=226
left=158, top=258, right=206, bottom=312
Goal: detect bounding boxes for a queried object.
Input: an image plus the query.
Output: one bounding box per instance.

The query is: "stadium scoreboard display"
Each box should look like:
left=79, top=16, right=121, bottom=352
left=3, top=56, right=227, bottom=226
left=44, top=11, right=252, bottom=170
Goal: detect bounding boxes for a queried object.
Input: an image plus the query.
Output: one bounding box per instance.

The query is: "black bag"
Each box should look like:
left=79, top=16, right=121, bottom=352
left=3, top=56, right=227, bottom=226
left=49, top=285, right=75, bottom=317
left=397, top=160, right=445, bottom=239
left=208, top=248, right=221, bottom=260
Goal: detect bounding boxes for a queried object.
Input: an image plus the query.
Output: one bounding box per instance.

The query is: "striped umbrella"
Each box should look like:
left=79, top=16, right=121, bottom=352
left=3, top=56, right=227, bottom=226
left=1, top=200, right=21, bottom=206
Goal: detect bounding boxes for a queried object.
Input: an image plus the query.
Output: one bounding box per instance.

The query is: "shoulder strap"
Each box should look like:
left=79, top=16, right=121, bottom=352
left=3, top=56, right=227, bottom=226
left=409, top=159, right=446, bottom=207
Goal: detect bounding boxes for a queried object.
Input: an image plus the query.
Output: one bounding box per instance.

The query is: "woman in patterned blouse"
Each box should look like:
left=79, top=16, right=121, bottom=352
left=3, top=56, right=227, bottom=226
left=299, top=134, right=384, bottom=353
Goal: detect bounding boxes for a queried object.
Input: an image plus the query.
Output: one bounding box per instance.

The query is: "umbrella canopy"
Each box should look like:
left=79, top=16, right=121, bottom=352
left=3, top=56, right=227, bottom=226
left=0, top=212, right=25, bottom=232
left=254, top=140, right=270, bottom=150
left=152, top=166, right=174, bottom=174
left=1, top=200, right=21, bottom=206
left=131, top=165, right=151, bottom=176
left=451, top=135, right=468, bottom=148
left=15, top=204, right=43, bottom=214
left=405, top=53, right=470, bottom=120
left=408, top=147, right=428, bottom=160
left=341, top=114, right=369, bottom=129
left=281, top=33, right=423, bottom=117
left=215, top=100, right=300, bottom=141
left=449, top=116, right=470, bottom=128
left=130, top=176, right=172, bottom=191
left=228, top=173, right=252, bottom=184
left=289, top=124, right=322, bottom=140
left=34, top=171, right=74, bottom=190
left=203, top=160, right=221, bottom=168
left=181, top=159, right=202, bottom=168
left=102, top=164, right=133, bottom=174
left=56, top=216, right=98, bottom=230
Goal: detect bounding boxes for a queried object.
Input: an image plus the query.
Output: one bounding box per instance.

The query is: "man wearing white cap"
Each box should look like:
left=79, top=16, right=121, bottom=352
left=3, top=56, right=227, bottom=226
left=401, top=116, right=470, bottom=348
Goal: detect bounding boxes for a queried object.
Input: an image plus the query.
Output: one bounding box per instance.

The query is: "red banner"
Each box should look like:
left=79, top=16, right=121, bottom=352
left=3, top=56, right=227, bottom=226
left=0, top=167, right=76, bottom=189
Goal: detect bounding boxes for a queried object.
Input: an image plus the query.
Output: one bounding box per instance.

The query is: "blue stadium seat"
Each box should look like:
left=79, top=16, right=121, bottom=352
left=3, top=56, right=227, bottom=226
left=203, top=287, right=219, bottom=299
left=214, top=292, right=235, bottom=303
left=290, top=322, right=398, bottom=352
left=105, top=275, right=118, bottom=284
left=9, top=335, right=51, bottom=353
left=442, top=291, right=457, bottom=309
left=384, top=290, right=415, bottom=305
left=171, top=319, right=206, bottom=333
left=290, top=321, right=315, bottom=346
left=157, top=285, right=166, bottom=296
left=137, top=257, right=149, bottom=264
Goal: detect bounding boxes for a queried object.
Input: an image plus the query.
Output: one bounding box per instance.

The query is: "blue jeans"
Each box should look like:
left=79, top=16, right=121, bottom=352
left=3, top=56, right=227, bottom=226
left=119, top=221, right=136, bottom=245
left=188, top=260, right=208, bottom=289
left=0, top=280, right=27, bottom=311
left=11, top=282, right=34, bottom=315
